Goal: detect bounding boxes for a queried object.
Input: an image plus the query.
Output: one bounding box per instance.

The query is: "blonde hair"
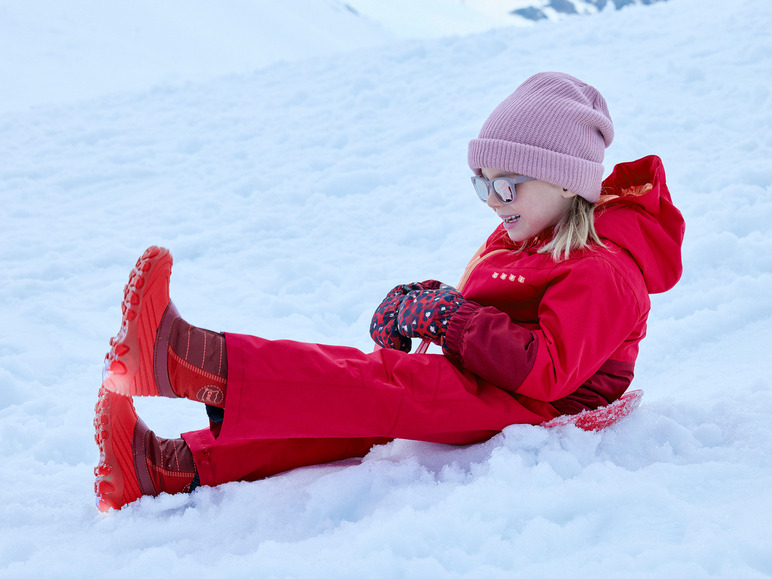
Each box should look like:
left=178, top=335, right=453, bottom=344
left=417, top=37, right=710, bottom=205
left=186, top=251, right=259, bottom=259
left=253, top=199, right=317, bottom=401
left=536, top=195, right=605, bottom=261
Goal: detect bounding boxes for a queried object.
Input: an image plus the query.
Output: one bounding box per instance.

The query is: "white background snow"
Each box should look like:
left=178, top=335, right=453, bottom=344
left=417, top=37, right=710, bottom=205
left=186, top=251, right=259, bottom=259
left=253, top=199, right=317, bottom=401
left=1, top=0, right=771, bottom=576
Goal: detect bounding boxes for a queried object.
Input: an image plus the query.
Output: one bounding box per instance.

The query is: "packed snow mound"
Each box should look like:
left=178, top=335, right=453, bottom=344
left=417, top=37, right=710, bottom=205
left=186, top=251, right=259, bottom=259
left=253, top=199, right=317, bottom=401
left=1, top=0, right=771, bottom=576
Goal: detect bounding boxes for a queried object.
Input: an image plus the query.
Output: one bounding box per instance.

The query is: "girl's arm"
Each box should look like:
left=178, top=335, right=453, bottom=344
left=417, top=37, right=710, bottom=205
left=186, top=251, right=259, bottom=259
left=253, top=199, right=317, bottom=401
left=443, top=254, right=648, bottom=402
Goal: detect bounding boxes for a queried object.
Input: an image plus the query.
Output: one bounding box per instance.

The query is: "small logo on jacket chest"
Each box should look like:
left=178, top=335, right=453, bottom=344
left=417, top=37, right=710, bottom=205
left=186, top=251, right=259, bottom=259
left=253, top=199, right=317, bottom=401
left=492, top=272, right=526, bottom=283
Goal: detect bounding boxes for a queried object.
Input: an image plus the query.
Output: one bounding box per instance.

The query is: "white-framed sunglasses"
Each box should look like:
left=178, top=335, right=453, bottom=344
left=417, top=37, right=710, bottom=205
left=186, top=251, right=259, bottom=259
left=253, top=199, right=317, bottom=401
left=471, top=175, right=536, bottom=204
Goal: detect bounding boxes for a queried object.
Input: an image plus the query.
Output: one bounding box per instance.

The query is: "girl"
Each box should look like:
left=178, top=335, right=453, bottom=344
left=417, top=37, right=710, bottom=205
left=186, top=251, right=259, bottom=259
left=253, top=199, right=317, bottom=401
left=94, top=72, right=684, bottom=511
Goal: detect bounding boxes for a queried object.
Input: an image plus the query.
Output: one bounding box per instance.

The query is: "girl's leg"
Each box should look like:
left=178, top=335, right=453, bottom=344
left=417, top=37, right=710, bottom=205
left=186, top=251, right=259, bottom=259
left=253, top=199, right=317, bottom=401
left=94, top=386, right=198, bottom=512
left=102, top=246, right=229, bottom=407
left=96, top=246, right=391, bottom=509
left=94, top=384, right=390, bottom=510
left=222, top=333, right=557, bottom=442
left=182, top=334, right=559, bottom=487
left=183, top=428, right=390, bottom=486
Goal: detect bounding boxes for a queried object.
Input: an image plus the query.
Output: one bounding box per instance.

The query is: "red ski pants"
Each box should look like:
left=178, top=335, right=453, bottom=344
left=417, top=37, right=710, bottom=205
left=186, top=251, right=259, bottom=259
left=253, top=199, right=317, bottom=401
left=182, top=333, right=559, bottom=487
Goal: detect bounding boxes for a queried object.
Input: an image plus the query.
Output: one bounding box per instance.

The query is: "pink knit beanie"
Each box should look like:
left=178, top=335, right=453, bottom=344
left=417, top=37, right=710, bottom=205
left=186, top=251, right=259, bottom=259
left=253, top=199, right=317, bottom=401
left=468, top=72, right=614, bottom=202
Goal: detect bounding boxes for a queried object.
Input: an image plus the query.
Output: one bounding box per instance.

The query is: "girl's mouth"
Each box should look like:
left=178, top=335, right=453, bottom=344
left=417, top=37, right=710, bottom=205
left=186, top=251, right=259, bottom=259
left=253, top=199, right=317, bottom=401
left=501, top=214, right=520, bottom=229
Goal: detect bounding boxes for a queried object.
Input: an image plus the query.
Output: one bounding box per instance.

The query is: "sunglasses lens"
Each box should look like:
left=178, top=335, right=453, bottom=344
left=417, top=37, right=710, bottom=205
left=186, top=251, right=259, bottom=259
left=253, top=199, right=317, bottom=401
left=473, top=178, right=489, bottom=202
left=493, top=179, right=514, bottom=203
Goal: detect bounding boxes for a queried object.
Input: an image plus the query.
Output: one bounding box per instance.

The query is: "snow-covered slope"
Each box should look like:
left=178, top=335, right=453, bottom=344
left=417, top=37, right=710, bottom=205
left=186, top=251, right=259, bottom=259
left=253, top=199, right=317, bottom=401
left=1, top=0, right=771, bottom=576
left=0, top=0, right=670, bottom=113
left=0, top=0, right=395, bottom=113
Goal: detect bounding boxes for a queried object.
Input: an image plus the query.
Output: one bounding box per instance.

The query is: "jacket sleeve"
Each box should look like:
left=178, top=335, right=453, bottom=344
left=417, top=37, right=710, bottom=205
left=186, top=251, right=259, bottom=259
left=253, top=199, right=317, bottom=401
left=442, top=255, right=646, bottom=401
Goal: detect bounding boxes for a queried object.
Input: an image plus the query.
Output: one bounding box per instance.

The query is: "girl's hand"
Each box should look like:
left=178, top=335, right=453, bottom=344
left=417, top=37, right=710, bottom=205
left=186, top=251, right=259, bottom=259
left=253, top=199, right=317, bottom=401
left=397, top=286, right=466, bottom=346
left=370, top=284, right=416, bottom=352
left=370, top=281, right=448, bottom=352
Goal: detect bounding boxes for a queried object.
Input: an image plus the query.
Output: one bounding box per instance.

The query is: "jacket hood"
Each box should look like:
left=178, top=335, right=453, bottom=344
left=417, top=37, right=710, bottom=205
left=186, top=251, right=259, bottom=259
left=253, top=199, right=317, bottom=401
left=594, top=155, right=685, bottom=294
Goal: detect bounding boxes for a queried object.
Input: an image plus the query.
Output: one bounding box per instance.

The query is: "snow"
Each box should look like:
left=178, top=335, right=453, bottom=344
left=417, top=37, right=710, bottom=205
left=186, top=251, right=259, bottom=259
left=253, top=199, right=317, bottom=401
left=0, top=0, right=396, bottom=113
left=344, top=0, right=525, bottom=38
left=2, top=0, right=772, bottom=576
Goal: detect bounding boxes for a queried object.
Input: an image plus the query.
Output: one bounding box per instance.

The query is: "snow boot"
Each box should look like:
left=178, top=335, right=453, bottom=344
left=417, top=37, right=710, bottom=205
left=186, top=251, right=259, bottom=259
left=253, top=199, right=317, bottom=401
left=102, top=246, right=228, bottom=408
left=167, top=317, right=228, bottom=407
left=94, top=385, right=198, bottom=511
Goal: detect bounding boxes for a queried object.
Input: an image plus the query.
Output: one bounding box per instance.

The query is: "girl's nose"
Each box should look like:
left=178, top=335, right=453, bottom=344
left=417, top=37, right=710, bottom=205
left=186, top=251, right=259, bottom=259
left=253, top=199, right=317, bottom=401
left=486, top=191, right=502, bottom=209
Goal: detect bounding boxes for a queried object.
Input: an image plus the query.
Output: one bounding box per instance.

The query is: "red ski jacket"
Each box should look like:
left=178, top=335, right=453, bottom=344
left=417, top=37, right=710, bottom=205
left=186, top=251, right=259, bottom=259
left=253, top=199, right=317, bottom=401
left=443, top=155, right=684, bottom=414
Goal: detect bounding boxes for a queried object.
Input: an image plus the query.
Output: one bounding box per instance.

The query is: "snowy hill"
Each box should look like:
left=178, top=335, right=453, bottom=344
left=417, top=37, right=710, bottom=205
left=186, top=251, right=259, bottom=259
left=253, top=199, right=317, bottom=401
left=0, top=0, right=396, bottom=113
left=1, top=0, right=772, bottom=576
left=1, top=0, right=669, bottom=113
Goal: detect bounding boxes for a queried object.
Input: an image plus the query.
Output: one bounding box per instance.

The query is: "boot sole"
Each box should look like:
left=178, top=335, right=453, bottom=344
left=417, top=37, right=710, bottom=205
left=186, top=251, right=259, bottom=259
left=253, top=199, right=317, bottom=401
left=102, top=246, right=173, bottom=397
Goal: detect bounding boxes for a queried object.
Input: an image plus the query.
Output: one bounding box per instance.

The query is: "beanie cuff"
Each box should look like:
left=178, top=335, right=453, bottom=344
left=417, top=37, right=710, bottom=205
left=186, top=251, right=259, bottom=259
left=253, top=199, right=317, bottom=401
left=468, top=138, right=604, bottom=202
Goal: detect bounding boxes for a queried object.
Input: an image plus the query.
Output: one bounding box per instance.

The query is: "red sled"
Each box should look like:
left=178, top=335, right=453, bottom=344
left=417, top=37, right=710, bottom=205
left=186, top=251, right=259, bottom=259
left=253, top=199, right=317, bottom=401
left=541, top=389, right=644, bottom=431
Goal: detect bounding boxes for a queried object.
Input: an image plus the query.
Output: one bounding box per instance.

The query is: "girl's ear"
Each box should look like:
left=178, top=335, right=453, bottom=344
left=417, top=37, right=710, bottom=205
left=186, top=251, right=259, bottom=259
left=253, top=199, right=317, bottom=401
left=560, top=188, right=578, bottom=199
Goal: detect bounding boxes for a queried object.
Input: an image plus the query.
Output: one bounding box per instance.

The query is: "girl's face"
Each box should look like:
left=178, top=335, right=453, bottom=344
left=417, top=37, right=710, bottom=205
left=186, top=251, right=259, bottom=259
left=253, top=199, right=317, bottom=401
left=481, top=168, right=577, bottom=243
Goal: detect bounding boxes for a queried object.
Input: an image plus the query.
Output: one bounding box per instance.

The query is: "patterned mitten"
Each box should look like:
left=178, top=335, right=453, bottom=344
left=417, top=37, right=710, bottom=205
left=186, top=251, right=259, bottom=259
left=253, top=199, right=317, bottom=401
left=397, top=285, right=465, bottom=346
left=370, top=280, right=445, bottom=352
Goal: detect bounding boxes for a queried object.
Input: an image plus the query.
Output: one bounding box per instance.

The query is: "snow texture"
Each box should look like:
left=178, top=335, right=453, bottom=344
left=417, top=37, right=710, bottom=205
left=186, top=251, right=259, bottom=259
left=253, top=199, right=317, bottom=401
left=1, top=0, right=772, bottom=576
